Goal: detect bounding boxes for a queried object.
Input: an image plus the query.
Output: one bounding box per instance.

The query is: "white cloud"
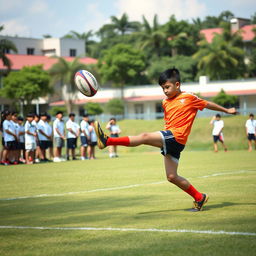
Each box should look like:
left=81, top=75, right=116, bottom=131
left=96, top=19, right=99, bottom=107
left=28, top=0, right=49, bottom=14
left=115, top=0, right=207, bottom=24
left=0, top=19, right=31, bottom=37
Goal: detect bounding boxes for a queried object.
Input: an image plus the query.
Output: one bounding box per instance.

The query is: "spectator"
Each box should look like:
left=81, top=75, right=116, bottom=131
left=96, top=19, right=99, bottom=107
left=88, top=120, right=97, bottom=159
left=37, top=112, right=51, bottom=161
left=66, top=113, right=80, bottom=160
left=210, top=114, right=227, bottom=152
left=46, top=115, right=54, bottom=160
left=53, top=111, right=65, bottom=162
left=17, top=116, right=25, bottom=163
left=11, top=112, right=20, bottom=164
left=80, top=114, right=90, bottom=160
left=245, top=113, right=256, bottom=152
left=2, top=111, right=17, bottom=165
left=106, top=118, right=121, bottom=158
left=32, top=114, right=41, bottom=163
left=25, top=113, right=37, bottom=164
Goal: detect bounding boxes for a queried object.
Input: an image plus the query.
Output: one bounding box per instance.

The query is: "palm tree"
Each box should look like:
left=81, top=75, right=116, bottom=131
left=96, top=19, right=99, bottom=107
left=193, top=36, right=244, bottom=80
left=48, top=57, right=87, bottom=113
left=138, top=15, right=166, bottom=57
left=110, top=13, right=140, bottom=35
left=0, top=25, right=17, bottom=73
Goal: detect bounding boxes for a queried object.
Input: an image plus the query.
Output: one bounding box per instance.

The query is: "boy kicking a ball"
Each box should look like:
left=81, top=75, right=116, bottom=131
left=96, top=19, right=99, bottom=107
left=95, top=68, right=236, bottom=211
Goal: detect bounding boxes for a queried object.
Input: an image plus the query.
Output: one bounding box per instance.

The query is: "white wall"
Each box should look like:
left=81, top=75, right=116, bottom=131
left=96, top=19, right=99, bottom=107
left=60, top=38, right=85, bottom=57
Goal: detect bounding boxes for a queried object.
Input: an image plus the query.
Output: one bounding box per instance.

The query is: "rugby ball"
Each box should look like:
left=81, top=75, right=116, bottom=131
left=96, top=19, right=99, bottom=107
left=74, top=70, right=99, bottom=97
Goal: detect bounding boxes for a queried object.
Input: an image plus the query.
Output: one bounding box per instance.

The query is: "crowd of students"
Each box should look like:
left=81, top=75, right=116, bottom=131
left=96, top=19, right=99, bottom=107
left=0, top=111, right=99, bottom=165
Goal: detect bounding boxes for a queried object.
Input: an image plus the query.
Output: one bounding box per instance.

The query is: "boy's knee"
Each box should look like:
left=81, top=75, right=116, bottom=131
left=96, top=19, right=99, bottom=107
left=139, top=133, right=150, bottom=143
left=167, top=174, right=178, bottom=183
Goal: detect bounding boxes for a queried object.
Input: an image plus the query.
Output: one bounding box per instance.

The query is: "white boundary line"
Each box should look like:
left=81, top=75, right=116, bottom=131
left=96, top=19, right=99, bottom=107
left=0, top=170, right=255, bottom=201
left=0, top=225, right=255, bottom=236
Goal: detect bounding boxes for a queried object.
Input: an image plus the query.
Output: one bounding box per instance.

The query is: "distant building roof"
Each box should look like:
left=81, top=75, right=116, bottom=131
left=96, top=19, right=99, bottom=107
left=200, top=24, right=256, bottom=43
left=0, top=54, right=97, bottom=71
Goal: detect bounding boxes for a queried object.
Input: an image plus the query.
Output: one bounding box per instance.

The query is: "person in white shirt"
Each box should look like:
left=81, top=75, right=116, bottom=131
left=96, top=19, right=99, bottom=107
left=210, top=114, right=227, bottom=152
left=53, top=111, right=65, bottom=162
left=245, top=113, right=256, bottom=152
left=88, top=120, right=97, bottom=159
left=80, top=114, right=90, bottom=160
left=106, top=118, right=121, bottom=158
left=1, top=111, right=18, bottom=165
left=37, top=112, right=51, bottom=161
left=11, top=112, right=20, bottom=164
left=17, top=116, right=25, bottom=163
left=32, top=114, right=41, bottom=163
left=66, top=113, right=80, bottom=160
left=25, top=113, right=37, bottom=164
left=46, top=114, right=54, bottom=159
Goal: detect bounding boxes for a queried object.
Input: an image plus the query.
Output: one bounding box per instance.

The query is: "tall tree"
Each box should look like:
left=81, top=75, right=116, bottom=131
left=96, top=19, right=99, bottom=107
left=98, top=43, right=145, bottom=98
left=110, top=13, right=141, bottom=35
left=0, top=65, right=50, bottom=115
left=48, top=57, right=88, bottom=113
left=138, top=15, right=167, bottom=58
left=0, top=25, right=18, bottom=73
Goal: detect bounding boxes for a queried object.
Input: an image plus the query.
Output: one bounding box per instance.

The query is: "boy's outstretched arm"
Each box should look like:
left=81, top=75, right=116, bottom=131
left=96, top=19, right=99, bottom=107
left=205, top=101, right=236, bottom=115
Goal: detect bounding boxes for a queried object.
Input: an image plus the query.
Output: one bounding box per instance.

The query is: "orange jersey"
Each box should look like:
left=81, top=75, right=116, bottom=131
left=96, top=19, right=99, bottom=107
left=162, top=92, right=208, bottom=145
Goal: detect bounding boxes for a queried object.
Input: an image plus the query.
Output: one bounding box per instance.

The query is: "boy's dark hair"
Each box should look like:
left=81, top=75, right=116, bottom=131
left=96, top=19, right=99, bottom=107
left=11, top=111, right=18, bottom=116
left=89, top=119, right=95, bottom=124
left=158, top=68, right=181, bottom=85
left=17, top=116, right=24, bottom=121
left=249, top=113, right=254, bottom=117
left=40, top=112, right=48, bottom=117
left=56, top=111, right=63, bottom=116
left=83, top=114, right=89, bottom=118
left=26, top=113, right=35, bottom=118
left=110, top=117, right=116, bottom=122
left=69, top=113, right=75, bottom=117
left=216, top=114, right=221, bottom=118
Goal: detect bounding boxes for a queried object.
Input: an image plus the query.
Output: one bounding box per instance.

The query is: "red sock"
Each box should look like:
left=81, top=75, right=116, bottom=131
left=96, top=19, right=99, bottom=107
left=106, top=136, right=130, bottom=146
left=184, top=185, right=203, bottom=202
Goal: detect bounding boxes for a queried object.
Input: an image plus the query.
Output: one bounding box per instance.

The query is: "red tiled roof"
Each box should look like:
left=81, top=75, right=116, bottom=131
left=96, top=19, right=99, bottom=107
left=200, top=28, right=223, bottom=43
left=200, top=24, right=256, bottom=43
left=0, top=54, right=97, bottom=70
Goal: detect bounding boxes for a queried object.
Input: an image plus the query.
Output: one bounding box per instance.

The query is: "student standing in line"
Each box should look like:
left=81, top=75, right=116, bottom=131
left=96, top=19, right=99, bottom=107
left=88, top=120, right=97, bottom=160
left=53, top=111, right=66, bottom=162
left=80, top=114, right=90, bottom=160
left=66, top=113, right=80, bottom=160
left=106, top=118, right=121, bottom=158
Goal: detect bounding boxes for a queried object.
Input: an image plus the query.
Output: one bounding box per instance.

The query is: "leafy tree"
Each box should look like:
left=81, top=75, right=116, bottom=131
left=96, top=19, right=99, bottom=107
left=98, top=43, right=146, bottom=97
left=193, top=23, right=245, bottom=80
left=0, top=65, right=51, bottom=115
left=248, top=28, right=256, bottom=77
left=0, top=25, right=18, bottom=73
left=138, top=15, right=167, bottom=58
left=48, top=57, right=87, bottom=113
left=212, top=89, right=238, bottom=108
left=106, top=98, right=124, bottom=115
left=147, top=55, right=197, bottom=83
left=49, top=106, right=67, bottom=116
left=110, top=13, right=141, bottom=36
left=84, top=102, right=103, bottom=115
left=251, top=12, right=256, bottom=24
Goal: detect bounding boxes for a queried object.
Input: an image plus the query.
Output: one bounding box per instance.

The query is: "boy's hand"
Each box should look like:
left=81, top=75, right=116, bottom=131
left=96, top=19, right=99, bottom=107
left=226, top=108, right=236, bottom=115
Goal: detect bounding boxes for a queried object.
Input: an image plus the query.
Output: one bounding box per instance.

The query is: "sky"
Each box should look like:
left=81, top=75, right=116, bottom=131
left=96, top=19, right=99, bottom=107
left=0, top=0, right=255, bottom=38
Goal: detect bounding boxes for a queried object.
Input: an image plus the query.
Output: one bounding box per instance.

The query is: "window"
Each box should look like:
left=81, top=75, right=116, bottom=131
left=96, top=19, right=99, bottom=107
left=70, top=49, right=76, bottom=57
left=3, top=48, right=10, bottom=54
left=27, top=48, right=35, bottom=55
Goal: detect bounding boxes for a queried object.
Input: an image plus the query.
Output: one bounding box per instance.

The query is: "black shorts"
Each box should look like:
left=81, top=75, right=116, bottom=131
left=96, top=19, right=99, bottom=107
left=248, top=133, right=255, bottom=141
left=2, top=137, right=5, bottom=147
left=19, top=142, right=25, bottom=150
left=47, top=140, right=53, bottom=148
left=213, top=135, right=223, bottom=143
left=39, top=140, right=49, bottom=150
left=67, top=138, right=77, bottom=149
left=5, top=141, right=18, bottom=150
left=80, top=136, right=88, bottom=147
left=110, top=134, right=119, bottom=138
left=89, top=141, right=97, bottom=147
left=160, top=130, right=185, bottom=162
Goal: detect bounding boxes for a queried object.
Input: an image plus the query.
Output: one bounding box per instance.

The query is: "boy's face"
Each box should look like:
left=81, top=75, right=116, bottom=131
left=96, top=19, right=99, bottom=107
left=27, top=117, right=34, bottom=122
left=56, top=113, right=63, bottom=119
left=161, top=81, right=181, bottom=99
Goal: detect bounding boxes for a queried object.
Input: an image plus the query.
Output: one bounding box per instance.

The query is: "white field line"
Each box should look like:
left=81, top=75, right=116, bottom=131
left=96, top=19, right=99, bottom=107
left=0, top=225, right=255, bottom=236
left=0, top=170, right=254, bottom=201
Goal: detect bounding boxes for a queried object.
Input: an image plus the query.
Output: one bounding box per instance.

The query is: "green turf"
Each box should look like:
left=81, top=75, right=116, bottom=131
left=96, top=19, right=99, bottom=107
left=0, top=151, right=255, bottom=256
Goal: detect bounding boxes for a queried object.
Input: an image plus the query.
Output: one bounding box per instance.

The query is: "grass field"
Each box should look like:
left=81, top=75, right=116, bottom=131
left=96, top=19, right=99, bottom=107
left=0, top=150, right=255, bottom=256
